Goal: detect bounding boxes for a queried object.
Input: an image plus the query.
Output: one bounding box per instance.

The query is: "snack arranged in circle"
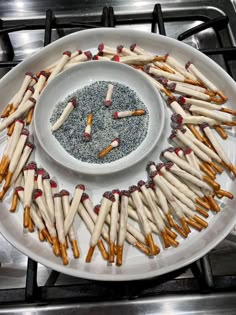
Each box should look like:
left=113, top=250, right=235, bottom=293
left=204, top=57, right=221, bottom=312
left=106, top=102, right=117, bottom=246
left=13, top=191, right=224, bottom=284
left=0, top=41, right=235, bottom=267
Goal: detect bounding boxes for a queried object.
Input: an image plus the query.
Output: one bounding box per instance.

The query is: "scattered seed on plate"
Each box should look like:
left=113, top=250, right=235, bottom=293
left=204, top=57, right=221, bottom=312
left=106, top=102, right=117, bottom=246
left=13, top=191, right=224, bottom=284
left=50, top=81, right=149, bottom=164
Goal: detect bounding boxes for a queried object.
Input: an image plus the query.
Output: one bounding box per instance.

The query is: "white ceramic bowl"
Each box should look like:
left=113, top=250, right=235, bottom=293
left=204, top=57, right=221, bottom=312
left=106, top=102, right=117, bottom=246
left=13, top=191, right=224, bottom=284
left=34, top=61, right=164, bottom=175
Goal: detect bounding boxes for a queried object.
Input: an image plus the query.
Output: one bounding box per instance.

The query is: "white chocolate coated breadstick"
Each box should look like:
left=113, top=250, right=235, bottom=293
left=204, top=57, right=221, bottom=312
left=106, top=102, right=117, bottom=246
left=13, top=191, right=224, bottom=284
left=118, top=191, right=129, bottom=246
left=11, top=142, right=34, bottom=184
left=13, top=72, right=33, bottom=109
left=162, top=148, right=202, bottom=178
left=0, top=98, right=36, bottom=132
left=64, top=184, right=85, bottom=236
left=51, top=98, right=76, bottom=132
left=42, top=172, right=55, bottom=224
left=47, top=51, right=71, bottom=83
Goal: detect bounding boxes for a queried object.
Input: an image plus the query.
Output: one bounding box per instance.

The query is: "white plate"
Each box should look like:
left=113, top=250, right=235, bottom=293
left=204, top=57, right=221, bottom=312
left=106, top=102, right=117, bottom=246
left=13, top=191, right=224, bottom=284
left=0, top=28, right=236, bottom=281
left=34, top=61, right=164, bottom=175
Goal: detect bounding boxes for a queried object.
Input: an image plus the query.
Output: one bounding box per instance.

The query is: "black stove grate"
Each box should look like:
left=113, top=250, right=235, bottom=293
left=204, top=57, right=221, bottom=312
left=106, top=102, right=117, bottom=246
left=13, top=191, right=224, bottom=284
left=0, top=3, right=236, bottom=306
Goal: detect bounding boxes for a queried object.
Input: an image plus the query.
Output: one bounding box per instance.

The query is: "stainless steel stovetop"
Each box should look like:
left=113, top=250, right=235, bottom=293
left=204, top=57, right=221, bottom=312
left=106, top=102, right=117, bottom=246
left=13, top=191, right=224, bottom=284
left=0, top=1, right=236, bottom=314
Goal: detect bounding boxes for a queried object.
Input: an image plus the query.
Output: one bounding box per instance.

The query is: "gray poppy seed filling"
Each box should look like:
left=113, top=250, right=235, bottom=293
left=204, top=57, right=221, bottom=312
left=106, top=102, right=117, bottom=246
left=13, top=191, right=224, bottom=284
left=50, top=81, right=149, bottom=164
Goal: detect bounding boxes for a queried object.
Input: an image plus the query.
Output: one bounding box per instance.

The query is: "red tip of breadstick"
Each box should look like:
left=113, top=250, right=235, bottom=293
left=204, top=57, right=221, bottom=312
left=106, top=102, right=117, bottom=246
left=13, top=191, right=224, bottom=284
left=32, top=76, right=38, bottom=82
left=121, top=190, right=130, bottom=197
left=21, top=128, right=29, bottom=136
left=60, top=189, right=70, bottom=196
left=42, top=172, right=50, bottom=180
left=113, top=112, right=119, bottom=119
left=93, top=55, right=99, bottom=60
left=103, top=191, right=115, bottom=202
left=164, top=53, right=169, bottom=61
left=146, top=161, right=156, bottom=172
left=76, top=184, right=85, bottom=191
left=185, top=61, right=192, bottom=70
left=27, top=162, right=37, bottom=170
left=83, top=132, right=91, bottom=142
left=63, top=51, right=71, bottom=57
left=53, top=193, right=61, bottom=198
left=137, top=180, right=146, bottom=188
left=34, top=174, right=38, bottom=181
left=165, top=161, right=174, bottom=170
left=15, top=186, right=24, bottom=193
left=98, top=43, right=104, bottom=52
left=148, top=180, right=155, bottom=189
left=27, top=86, right=35, bottom=93
left=77, top=49, right=82, bottom=55
left=178, top=96, right=186, bottom=105
left=117, top=45, right=124, bottom=53
left=29, top=97, right=36, bottom=104
left=171, top=113, right=183, bottom=125
left=169, top=83, right=177, bottom=92
left=25, top=71, right=34, bottom=78
left=112, top=55, right=120, bottom=62
left=157, top=76, right=168, bottom=87
left=69, top=98, right=77, bottom=107
left=33, top=189, right=43, bottom=199
left=130, top=43, right=136, bottom=52
left=16, top=119, right=24, bottom=125
left=37, top=168, right=45, bottom=175
left=25, top=141, right=35, bottom=149
left=156, top=163, right=165, bottom=171
left=94, top=204, right=101, bottom=215
left=200, top=122, right=209, bottom=131
left=81, top=192, right=89, bottom=202
left=105, top=100, right=112, bottom=107
left=39, top=71, right=48, bottom=78
left=174, top=147, right=184, bottom=156
left=112, top=189, right=120, bottom=195
left=149, top=170, right=158, bottom=179
left=169, top=130, right=177, bottom=140
left=50, top=180, right=57, bottom=188
left=161, top=147, right=175, bottom=157
left=84, top=51, right=92, bottom=60
left=184, top=148, right=193, bottom=155
left=129, top=185, right=138, bottom=193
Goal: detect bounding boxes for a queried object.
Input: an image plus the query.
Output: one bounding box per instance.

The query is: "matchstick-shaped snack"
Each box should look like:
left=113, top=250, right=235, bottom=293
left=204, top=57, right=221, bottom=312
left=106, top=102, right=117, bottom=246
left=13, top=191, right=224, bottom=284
left=171, top=113, right=218, bottom=127
left=109, top=189, right=120, bottom=263
left=78, top=202, right=108, bottom=260
left=113, top=109, right=146, bottom=119
left=129, top=185, right=159, bottom=255
left=51, top=98, right=77, bottom=132
left=82, top=113, right=93, bottom=142
left=11, top=142, right=34, bottom=184
left=200, top=123, right=236, bottom=176
left=0, top=98, right=36, bottom=132
left=61, top=190, right=80, bottom=258
left=86, top=191, right=114, bottom=262
left=105, top=84, right=114, bottom=107
left=98, top=138, right=120, bottom=158
left=16, top=186, right=52, bottom=243
left=64, top=184, right=85, bottom=235
left=0, top=120, right=24, bottom=177
left=0, top=129, right=29, bottom=199
left=47, top=51, right=71, bottom=83
left=116, top=190, right=129, bottom=266
left=42, top=172, right=55, bottom=224
left=23, top=162, right=37, bottom=228
left=54, top=193, right=69, bottom=265
left=117, top=44, right=137, bottom=56
left=33, top=189, right=60, bottom=256
left=185, top=61, right=227, bottom=101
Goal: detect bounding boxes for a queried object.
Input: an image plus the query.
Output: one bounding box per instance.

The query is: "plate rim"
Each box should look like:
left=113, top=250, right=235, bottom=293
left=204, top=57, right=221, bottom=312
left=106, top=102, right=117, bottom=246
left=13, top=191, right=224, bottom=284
left=0, top=27, right=236, bottom=281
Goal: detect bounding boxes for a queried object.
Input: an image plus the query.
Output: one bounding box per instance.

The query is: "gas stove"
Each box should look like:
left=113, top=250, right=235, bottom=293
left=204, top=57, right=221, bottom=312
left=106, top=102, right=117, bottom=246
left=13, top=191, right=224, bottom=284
left=0, top=1, right=236, bottom=314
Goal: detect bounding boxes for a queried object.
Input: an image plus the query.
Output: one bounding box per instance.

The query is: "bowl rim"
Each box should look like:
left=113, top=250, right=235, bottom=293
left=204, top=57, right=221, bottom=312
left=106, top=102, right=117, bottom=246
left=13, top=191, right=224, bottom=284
left=34, top=60, right=165, bottom=175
